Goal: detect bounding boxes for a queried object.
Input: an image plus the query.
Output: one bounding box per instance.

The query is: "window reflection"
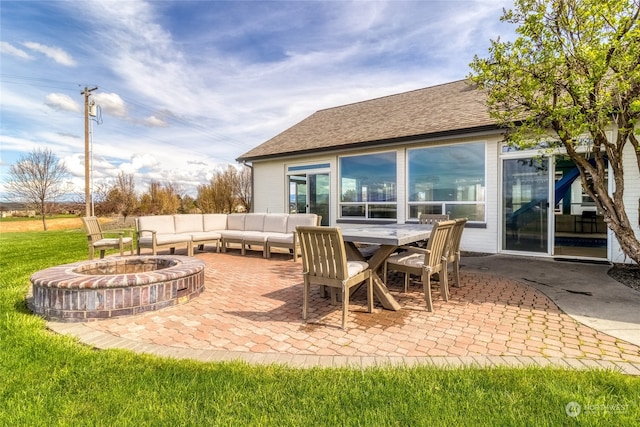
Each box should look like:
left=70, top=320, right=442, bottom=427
left=408, top=142, right=486, bottom=221
left=339, top=152, right=397, bottom=219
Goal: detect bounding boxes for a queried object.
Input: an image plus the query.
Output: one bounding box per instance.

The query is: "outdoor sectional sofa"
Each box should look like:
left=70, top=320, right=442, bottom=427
left=136, top=213, right=319, bottom=259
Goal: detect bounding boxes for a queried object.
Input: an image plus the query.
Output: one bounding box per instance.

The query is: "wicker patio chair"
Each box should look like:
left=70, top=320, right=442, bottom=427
left=297, top=226, right=373, bottom=329
left=81, top=216, right=134, bottom=260
left=383, top=220, right=456, bottom=311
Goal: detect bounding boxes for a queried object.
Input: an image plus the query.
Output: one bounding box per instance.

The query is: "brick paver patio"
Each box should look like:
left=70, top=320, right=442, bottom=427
left=77, top=251, right=640, bottom=367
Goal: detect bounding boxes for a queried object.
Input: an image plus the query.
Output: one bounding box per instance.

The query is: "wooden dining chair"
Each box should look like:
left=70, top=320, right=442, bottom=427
left=446, top=218, right=468, bottom=288
left=82, top=216, right=134, bottom=260
left=297, top=226, right=373, bottom=329
left=383, top=220, right=456, bottom=311
left=404, top=214, right=450, bottom=249
left=419, top=213, right=449, bottom=224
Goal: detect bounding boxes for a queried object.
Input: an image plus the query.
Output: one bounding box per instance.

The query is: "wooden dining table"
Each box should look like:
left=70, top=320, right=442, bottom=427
left=339, top=223, right=433, bottom=311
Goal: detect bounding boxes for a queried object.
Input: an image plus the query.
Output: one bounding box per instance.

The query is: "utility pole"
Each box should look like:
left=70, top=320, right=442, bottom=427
left=82, top=86, right=98, bottom=217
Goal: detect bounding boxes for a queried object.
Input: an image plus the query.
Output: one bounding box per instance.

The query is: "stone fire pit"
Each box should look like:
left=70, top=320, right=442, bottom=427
left=30, top=255, right=205, bottom=322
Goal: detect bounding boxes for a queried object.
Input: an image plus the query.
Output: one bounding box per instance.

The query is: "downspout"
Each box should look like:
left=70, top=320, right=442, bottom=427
left=242, top=161, right=254, bottom=213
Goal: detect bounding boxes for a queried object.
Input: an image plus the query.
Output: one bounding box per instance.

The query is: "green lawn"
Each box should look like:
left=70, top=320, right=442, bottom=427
left=1, top=229, right=638, bottom=426
left=0, top=213, right=77, bottom=223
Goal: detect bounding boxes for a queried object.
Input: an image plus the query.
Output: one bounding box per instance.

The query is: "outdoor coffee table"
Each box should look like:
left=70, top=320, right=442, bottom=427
left=340, top=224, right=433, bottom=311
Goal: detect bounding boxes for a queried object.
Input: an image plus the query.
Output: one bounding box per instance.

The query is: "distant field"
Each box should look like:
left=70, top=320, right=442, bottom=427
left=0, top=217, right=83, bottom=233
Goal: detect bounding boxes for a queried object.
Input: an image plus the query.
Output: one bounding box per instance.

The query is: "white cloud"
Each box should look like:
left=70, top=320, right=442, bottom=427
left=44, top=93, right=81, bottom=113
left=142, top=115, right=168, bottom=128
left=81, top=2, right=200, bottom=114
left=0, top=134, right=39, bottom=154
left=1, top=0, right=516, bottom=199
left=93, top=92, right=128, bottom=118
left=22, top=41, right=76, bottom=66
left=116, top=153, right=159, bottom=175
left=0, top=41, right=33, bottom=59
left=132, top=153, right=159, bottom=170
left=62, top=153, right=86, bottom=177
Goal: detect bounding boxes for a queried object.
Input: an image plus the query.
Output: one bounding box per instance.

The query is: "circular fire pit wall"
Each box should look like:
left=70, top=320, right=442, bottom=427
left=30, top=256, right=205, bottom=322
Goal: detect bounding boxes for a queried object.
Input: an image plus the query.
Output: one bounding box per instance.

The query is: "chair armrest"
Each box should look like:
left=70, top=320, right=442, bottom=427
left=102, top=228, right=133, bottom=238
left=399, top=246, right=430, bottom=255
left=136, top=229, right=157, bottom=238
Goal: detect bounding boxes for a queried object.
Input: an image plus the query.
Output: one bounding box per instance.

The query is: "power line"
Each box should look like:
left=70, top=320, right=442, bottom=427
left=96, top=85, right=250, bottom=149
left=2, top=74, right=258, bottom=158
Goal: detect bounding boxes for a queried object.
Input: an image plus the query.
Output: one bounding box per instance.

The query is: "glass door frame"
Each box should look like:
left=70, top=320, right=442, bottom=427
left=499, top=151, right=555, bottom=256
left=499, top=148, right=610, bottom=258
left=287, top=164, right=331, bottom=226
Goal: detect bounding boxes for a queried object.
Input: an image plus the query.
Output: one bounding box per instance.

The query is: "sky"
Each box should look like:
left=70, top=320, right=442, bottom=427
left=0, top=0, right=515, bottom=200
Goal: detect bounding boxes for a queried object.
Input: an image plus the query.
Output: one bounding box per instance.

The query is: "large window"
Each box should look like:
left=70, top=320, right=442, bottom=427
left=339, top=152, right=397, bottom=219
left=408, top=142, right=485, bottom=221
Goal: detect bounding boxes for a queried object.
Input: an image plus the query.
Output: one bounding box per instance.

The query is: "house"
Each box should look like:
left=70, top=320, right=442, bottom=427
left=237, top=79, right=640, bottom=263
left=0, top=202, right=36, bottom=218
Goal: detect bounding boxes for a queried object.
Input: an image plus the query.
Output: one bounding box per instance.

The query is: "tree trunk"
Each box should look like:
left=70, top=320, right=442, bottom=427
left=40, top=201, right=47, bottom=231
left=576, top=158, right=640, bottom=265
left=608, top=219, right=640, bottom=264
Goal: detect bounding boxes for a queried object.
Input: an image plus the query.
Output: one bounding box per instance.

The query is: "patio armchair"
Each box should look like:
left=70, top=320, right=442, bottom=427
left=383, top=220, right=456, bottom=311
left=403, top=213, right=450, bottom=249
left=297, top=226, right=373, bottom=329
left=446, top=218, right=468, bottom=288
left=81, top=216, right=134, bottom=260
left=419, top=213, right=449, bottom=224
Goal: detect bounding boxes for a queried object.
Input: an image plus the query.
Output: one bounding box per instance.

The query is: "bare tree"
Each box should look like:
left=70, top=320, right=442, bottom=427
left=5, top=148, right=70, bottom=231
left=158, top=182, right=181, bottom=214
left=178, top=194, right=197, bottom=213
left=196, top=166, right=246, bottom=213
left=218, top=166, right=238, bottom=212
left=6, top=148, right=68, bottom=231
left=236, top=165, right=252, bottom=212
left=196, top=182, right=217, bottom=213
left=104, top=172, right=138, bottom=218
left=138, top=180, right=181, bottom=215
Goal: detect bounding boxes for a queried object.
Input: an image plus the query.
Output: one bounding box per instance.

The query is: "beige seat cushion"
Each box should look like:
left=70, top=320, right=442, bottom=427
left=138, top=215, right=176, bottom=236
left=174, top=214, right=204, bottom=233
left=94, top=237, right=133, bottom=248
left=203, top=214, right=227, bottom=231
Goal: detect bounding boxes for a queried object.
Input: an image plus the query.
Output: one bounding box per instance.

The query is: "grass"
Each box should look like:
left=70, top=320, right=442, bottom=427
left=0, top=213, right=77, bottom=223
left=1, top=225, right=639, bottom=425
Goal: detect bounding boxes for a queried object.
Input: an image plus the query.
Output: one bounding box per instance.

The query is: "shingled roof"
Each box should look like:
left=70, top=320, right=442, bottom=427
left=237, top=79, right=498, bottom=162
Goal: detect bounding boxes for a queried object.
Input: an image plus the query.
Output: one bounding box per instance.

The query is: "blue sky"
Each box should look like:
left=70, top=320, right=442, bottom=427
left=0, top=0, right=514, bottom=198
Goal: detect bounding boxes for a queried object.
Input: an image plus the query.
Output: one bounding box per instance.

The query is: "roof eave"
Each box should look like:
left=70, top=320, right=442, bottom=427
left=236, top=124, right=503, bottom=163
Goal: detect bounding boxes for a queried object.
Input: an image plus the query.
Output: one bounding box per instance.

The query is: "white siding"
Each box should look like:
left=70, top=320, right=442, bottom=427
left=459, top=137, right=501, bottom=254
left=252, top=156, right=336, bottom=217
left=611, top=143, right=640, bottom=264
left=249, top=130, right=639, bottom=263
left=251, top=136, right=503, bottom=255
left=252, top=160, right=287, bottom=213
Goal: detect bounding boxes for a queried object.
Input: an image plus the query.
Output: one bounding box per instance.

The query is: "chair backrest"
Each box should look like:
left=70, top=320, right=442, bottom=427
left=424, top=220, right=456, bottom=267
left=447, top=218, right=468, bottom=261
left=419, top=214, right=450, bottom=224
left=82, top=217, right=103, bottom=244
left=297, top=226, right=349, bottom=281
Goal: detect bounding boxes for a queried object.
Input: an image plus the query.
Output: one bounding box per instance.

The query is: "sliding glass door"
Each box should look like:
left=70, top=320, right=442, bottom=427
left=553, top=156, right=607, bottom=258
left=502, top=157, right=549, bottom=253
left=288, top=173, right=330, bottom=226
